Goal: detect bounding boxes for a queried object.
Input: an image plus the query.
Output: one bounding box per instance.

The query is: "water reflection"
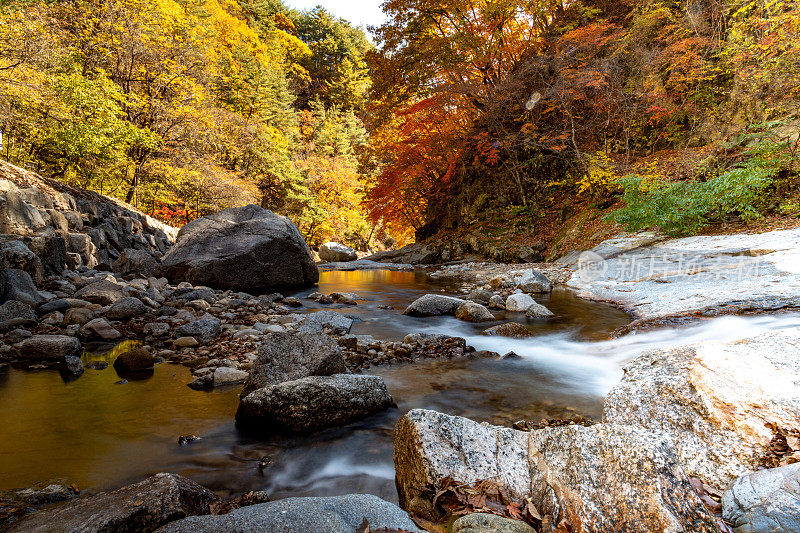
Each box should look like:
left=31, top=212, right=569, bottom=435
left=0, top=269, right=630, bottom=499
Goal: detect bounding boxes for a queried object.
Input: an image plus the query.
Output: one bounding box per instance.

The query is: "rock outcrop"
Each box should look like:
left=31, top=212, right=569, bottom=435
left=8, top=473, right=219, bottom=533
left=394, top=409, right=718, bottom=532
left=160, top=205, right=318, bottom=291
left=603, top=328, right=800, bottom=487
left=236, top=374, right=393, bottom=434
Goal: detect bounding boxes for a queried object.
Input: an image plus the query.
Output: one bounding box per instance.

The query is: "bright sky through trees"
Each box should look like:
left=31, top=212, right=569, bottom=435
left=286, top=0, right=386, bottom=29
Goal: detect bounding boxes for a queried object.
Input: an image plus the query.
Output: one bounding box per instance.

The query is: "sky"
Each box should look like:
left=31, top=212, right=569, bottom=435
left=286, top=0, right=387, bottom=30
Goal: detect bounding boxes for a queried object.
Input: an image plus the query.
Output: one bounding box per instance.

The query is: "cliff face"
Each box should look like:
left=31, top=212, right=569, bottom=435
left=0, top=160, right=176, bottom=274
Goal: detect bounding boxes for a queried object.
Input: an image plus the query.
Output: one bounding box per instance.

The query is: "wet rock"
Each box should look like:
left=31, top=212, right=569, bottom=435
left=12, top=484, right=77, bottom=507
left=524, top=301, right=554, bottom=318
left=9, top=472, right=219, bottom=533
left=213, top=367, right=249, bottom=386
left=483, top=322, right=531, bottom=338
left=175, top=317, right=220, bottom=343
left=86, top=360, right=108, bottom=370
left=5, top=328, right=33, bottom=344
left=106, top=296, right=148, bottom=320
left=236, top=374, right=394, bottom=434
left=157, top=494, right=420, bottom=533
left=1, top=268, right=42, bottom=306
left=603, top=328, right=800, bottom=487
left=318, top=241, right=358, bottom=262
left=160, top=204, right=318, bottom=291
left=63, top=355, right=84, bottom=375
left=0, top=300, right=37, bottom=331
left=504, top=293, right=535, bottom=312
left=452, top=513, right=535, bottom=533
left=241, top=331, right=345, bottom=397
left=80, top=317, right=122, bottom=340
left=15, top=334, right=81, bottom=361
left=113, top=347, right=154, bottom=372
left=281, top=296, right=302, bottom=307
left=722, top=463, right=800, bottom=532
left=177, top=435, right=201, bottom=446
left=73, top=279, right=125, bottom=305
left=403, top=294, right=465, bottom=317
left=330, top=292, right=358, bottom=305
left=394, top=409, right=718, bottom=532
left=454, top=301, right=495, bottom=322
left=298, top=309, right=353, bottom=335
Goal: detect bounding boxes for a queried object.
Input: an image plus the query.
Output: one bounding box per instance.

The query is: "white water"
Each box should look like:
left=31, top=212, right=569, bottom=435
left=417, top=313, right=800, bottom=395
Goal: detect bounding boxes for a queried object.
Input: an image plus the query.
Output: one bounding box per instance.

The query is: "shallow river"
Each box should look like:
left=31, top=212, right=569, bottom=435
left=2, top=269, right=800, bottom=502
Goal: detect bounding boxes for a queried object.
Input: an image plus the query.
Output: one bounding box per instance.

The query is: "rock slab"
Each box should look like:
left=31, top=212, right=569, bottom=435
left=722, top=463, right=800, bottom=533
left=9, top=473, right=219, bottom=533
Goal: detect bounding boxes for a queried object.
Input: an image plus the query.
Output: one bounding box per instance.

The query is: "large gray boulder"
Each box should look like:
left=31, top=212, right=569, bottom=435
left=106, top=296, right=148, bottom=320
left=9, top=473, right=219, bottom=533
left=603, top=328, right=800, bottom=487
left=73, top=279, right=125, bottom=305
left=722, top=463, right=800, bottom=532
left=160, top=205, right=318, bottom=291
left=15, top=334, right=81, bottom=361
left=1, top=268, right=42, bottom=306
left=454, top=301, right=495, bottom=322
left=157, top=494, right=420, bottom=533
left=394, top=409, right=718, bottom=532
left=113, top=248, right=160, bottom=277
left=174, top=316, right=220, bottom=343
left=0, top=239, right=43, bottom=281
left=319, top=241, right=358, bottom=262
left=403, top=294, right=465, bottom=317
left=240, top=331, right=346, bottom=397
left=236, top=374, right=394, bottom=434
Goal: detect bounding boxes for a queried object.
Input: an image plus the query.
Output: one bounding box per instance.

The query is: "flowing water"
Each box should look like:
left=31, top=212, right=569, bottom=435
left=2, top=269, right=800, bottom=503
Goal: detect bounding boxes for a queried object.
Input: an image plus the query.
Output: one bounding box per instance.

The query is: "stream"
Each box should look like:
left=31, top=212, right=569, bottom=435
left=2, top=269, right=800, bottom=503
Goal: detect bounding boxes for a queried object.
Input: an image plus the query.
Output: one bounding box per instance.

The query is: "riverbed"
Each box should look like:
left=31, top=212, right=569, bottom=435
left=2, top=269, right=799, bottom=503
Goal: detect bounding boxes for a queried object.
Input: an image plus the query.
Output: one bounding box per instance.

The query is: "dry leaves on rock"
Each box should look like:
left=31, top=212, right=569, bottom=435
left=763, top=423, right=800, bottom=468
left=355, top=518, right=415, bottom=533
left=419, top=477, right=576, bottom=533
left=512, top=415, right=594, bottom=432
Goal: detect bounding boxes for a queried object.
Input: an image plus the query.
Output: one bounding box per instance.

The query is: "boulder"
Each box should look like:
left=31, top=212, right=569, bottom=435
left=722, top=463, right=800, bottom=532
left=236, top=374, right=393, bottom=434
left=74, top=279, right=125, bottom=305
left=64, top=307, right=95, bottom=326
left=106, top=296, right=148, bottom=320
left=64, top=355, right=84, bottom=375
left=212, top=367, right=249, bottom=386
left=524, top=301, right=554, bottom=318
left=26, top=233, right=67, bottom=277
left=488, top=295, right=505, bottom=309
left=453, top=513, right=535, bottom=533
left=113, top=347, right=155, bottom=372
left=603, top=329, right=800, bottom=487
left=403, top=294, right=465, bottom=317
left=0, top=240, right=43, bottom=281
left=454, top=301, right=495, bottom=322
left=298, top=309, right=353, bottom=335
left=160, top=205, right=318, bottom=291
left=514, top=269, right=552, bottom=293
left=15, top=334, right=81, bottom=361
left=174, top=317, right=220, bottom=344
left=113, top=248, right=160, bottom=277
left=0, top=300, right=37, bottom=331
left=319, top=242, right=358, bottom=262
left=504, top=293, right=535, bottom=312
left=467, top=288, right=494, bottom=304
left=143, top=322, right=170, bottom=337
left=80, top=317, right=122, bottom=340
left=394, top=409, right=718, bottom=532
left=240, top=331, right=345, bottom=397
left=157, top=494, right=420, bottom=533
left=9, top=472, right=219, bottom=533
left=1, top=268, right=42, bottom=306
left=483, top=322, right=531, bottom=338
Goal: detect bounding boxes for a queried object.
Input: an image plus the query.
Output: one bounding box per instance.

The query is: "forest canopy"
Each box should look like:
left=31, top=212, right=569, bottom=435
left=1, top=0, right=799, bottom=249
